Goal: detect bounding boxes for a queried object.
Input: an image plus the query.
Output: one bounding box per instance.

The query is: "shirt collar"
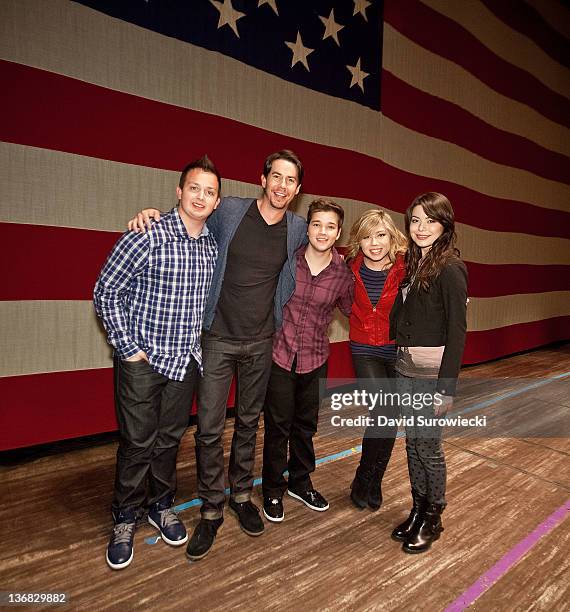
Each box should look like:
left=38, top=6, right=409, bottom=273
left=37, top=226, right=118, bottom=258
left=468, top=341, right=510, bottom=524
left=172, top=207, right=211, bottom=239
left=297, top=245, right=344, bottom=270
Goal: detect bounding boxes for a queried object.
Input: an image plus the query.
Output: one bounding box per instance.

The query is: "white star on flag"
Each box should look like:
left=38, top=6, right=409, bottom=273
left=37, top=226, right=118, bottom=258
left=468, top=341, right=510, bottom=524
left=258, top=0, right=279, bottom=17
left=285, top=32, right=314, bottom=71
left=319, top=9, right=344, bottom=46
left=209, top=0, right=246, bottom=38
left=353, top=0, right=371, bottom=22
left=347, top=58, right=369, bottom=92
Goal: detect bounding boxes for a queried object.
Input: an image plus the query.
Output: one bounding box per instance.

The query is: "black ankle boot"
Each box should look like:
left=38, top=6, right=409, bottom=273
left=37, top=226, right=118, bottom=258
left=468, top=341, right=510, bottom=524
left=391, top=491, right=427, bottom=541
left=350, top=464, right=375, bottom=509
left=367, top=471, right=382, bottom=511
left=402, top=503, right=445, bottom=554
left=367, top=452, right=392, bottom=511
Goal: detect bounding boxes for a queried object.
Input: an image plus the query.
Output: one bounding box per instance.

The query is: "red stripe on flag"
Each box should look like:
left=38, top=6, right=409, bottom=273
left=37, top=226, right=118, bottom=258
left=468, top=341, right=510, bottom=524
left=1, top=60, right=569, bottom=239
left=479, top=0, right=570, bottom=69
left=381, top=70, right=570, bottom=186
left=384, top=0, right=570, bottom=128
left=0, top=369, right=118, bottom=450
left=3, top=223, right=570, bottom=301
left=466, top=262, right=570, bottom=298
left=0, top=223, right=118, bottom=301
left=463, top=316, right=570, bottom=364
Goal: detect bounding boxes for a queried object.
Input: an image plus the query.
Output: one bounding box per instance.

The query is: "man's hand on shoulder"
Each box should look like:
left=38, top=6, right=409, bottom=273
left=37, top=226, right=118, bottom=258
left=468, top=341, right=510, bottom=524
left=127, top=208, right=162, bottom=233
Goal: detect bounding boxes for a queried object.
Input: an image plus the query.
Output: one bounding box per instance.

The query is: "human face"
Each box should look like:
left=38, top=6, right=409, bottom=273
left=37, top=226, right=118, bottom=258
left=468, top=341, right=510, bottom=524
left=359, top=222, right=392, bottom=270
left=409, top=204, right=444, bottom=256
left=176, top=168, right=220, bottom=228
left=260, top=159, right=301, bottom=211
left=307, top=211, right=341, bottom=254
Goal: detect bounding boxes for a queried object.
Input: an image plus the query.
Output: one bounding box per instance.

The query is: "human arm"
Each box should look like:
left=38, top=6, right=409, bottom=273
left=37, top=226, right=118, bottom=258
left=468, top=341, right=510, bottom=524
left=436, top=261, right=468, bottom=397
left=93, top=233, right=149, bottom=359
left=127, top=209, right=162, bottom=233
left=337, top=274, right=355, bottom=317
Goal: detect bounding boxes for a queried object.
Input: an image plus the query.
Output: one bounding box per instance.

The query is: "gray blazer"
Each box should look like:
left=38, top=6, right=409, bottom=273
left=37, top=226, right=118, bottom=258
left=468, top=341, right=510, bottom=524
left=203, top=196, right=307, bottom=331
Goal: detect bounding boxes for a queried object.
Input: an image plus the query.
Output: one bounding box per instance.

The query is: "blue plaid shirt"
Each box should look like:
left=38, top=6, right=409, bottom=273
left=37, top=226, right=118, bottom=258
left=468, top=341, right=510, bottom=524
left=94, top=207, right=217, bottom=381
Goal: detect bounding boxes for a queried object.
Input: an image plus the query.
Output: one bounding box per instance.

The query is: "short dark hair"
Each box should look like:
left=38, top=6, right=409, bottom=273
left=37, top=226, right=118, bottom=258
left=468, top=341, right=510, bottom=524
left=179, top=155, right=221, bottom=192
left=263, top=149, right=304, bottom=184
left=307, top=199, right=345, bottom=228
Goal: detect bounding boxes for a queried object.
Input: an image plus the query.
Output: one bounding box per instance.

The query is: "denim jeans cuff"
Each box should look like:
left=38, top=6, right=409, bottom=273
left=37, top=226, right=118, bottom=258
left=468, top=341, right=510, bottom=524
left=201, top=508, right=223, bottom=520
left=231, top=491, right=251, bottom=504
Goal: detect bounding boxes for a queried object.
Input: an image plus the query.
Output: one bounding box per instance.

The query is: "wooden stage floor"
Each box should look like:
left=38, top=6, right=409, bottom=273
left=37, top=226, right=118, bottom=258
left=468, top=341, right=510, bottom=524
left=1, top=344, right=569, bottom=611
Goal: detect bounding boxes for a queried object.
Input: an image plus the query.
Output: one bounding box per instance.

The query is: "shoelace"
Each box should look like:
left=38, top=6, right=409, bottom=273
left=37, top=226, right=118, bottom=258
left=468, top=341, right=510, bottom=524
left=112, top=522, right=135, bottom=545
left=157, top=508, right=181, bottom=528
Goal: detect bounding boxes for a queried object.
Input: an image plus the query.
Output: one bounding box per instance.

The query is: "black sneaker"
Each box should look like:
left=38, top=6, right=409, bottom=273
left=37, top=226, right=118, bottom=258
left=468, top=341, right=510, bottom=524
left=287, top=488, right=329, bottom=512
left=185, top=518, right=223, bottom=561
left=263, top=497, right=284, bottom=523
left=106, top=510, right=137, bottom=570
left=229, top=499, right=265, bottom=536
left=148, top=501, right=188, bottom=546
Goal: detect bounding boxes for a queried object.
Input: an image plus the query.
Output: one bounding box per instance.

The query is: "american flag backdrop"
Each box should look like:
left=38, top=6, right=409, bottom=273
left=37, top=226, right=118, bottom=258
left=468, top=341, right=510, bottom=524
left=1, top=0, right=569, bottom=449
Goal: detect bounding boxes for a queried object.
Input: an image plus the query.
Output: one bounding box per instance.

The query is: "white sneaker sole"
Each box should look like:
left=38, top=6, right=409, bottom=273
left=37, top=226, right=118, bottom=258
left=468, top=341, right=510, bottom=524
left=287, top=490, right=329, bottom=512
left=148, top=516, right=189, bottom=546
left=106, top=547, right=134, bottom=570
left=262, top=507, right=284, bottom=523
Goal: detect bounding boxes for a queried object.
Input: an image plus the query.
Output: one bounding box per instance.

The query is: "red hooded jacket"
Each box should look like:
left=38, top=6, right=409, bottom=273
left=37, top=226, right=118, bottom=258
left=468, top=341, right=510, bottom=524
left=349, top=253, right=406, bottom=346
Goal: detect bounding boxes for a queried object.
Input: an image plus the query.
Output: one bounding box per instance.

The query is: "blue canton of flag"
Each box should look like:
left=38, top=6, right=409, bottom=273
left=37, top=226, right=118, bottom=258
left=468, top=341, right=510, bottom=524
left=74, top=0, right=382, bottom=109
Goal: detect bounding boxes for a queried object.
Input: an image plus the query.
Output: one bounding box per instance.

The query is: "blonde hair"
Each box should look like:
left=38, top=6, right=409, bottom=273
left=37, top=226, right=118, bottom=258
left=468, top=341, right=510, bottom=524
left=346, top=209, right=407, bottom=263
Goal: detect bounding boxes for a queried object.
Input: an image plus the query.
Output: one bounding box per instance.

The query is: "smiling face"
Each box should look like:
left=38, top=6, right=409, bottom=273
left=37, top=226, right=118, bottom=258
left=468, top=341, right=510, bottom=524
left=359, top=222, right=392, bottom=270
left=176, top=168, right=220, bottom=230
left=307, top=210, right=341, bottom=254
left=260, top=158, right=301, bottom=211
left=409, top=204, right=444, bottom=256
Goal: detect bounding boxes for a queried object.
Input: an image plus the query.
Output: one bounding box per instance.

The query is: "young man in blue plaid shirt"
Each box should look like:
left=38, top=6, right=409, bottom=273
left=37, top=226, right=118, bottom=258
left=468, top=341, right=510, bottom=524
left=94, top=156, right=220, bottom=570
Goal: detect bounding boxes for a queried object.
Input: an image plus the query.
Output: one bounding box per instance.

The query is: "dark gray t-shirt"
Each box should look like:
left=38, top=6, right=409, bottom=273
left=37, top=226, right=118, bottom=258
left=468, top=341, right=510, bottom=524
left=210, top=200, right=288, bottom=340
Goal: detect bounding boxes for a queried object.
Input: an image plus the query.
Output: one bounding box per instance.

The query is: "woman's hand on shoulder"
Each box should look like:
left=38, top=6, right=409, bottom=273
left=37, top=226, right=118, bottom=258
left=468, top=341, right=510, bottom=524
left=127, top=208, right=161, bottom=233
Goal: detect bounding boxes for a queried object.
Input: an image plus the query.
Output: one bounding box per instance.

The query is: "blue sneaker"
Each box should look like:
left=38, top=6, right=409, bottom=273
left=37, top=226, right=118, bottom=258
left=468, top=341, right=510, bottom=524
left=148, top=498, right=188, bottom=546
left=106, top=510, right=136, bottom=570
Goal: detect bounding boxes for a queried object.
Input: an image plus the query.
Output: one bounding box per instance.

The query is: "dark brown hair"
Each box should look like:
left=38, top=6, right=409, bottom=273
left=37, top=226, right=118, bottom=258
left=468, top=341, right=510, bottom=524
left=403, top=192, right=460, bottom=291
left=179, top=155, right=221, bottom=192
left=307, top=199, right=345, bottom=228
left=263, top=149, right=304, bottom=185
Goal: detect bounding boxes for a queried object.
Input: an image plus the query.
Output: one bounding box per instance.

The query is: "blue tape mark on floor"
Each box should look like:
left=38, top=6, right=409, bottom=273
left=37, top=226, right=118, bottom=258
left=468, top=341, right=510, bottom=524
left=144, top=371, right=569, bottom=545
left=448, top=371, right=570, bottom=418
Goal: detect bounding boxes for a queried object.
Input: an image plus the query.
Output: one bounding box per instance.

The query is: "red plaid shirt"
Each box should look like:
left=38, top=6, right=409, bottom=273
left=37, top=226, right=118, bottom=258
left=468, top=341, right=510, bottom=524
left=272, top=247, right=354, bottom=373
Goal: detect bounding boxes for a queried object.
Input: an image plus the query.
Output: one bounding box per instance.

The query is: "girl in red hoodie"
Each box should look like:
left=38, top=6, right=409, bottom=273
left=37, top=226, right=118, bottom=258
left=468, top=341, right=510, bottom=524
left=346, top=209, right=407, bottom=510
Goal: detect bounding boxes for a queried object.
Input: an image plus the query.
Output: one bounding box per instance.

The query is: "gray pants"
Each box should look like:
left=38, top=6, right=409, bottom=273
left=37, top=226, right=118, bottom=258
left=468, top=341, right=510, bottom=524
left=398, top=375, right=447, bottom=506
left=195, top=334, right=273, bottom=519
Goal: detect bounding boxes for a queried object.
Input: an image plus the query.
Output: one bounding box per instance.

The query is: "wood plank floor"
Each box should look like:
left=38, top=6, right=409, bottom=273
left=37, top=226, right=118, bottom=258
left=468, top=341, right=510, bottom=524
left=1, top=343, right=569, bottom=611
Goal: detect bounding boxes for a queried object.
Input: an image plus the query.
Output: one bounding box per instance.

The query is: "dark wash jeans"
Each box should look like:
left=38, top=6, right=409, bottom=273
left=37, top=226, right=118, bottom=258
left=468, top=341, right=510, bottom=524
left=351, top=353, right=399, bottom=467
left=195, top=333, right=273, bottom=519
left=262, top=359, right=328, bottom=499
left=112, top=355, right=197, bottom=517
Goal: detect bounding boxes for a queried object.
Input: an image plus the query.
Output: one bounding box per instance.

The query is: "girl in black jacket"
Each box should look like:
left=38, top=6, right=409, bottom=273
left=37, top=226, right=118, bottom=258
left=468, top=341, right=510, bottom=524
left=389, top=192, right=468, bottom=554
